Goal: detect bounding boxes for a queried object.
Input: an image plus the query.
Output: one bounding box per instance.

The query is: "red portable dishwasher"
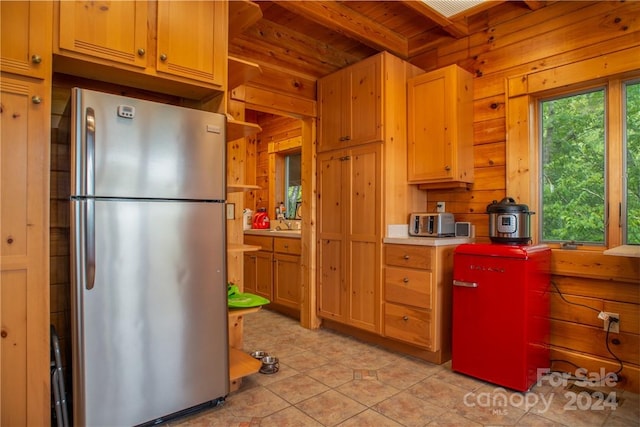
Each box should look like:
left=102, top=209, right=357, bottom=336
left=452, top=243, right=551, bottom=392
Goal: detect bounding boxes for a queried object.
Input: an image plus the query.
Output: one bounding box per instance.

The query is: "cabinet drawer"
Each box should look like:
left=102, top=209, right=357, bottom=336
left=274, top=237, right=301, bottom=255
left=385, top=244, right=432, bottom=269
left=384, top=267, right=432, bottom=309
left=244, top=235, right=273, bottom=251
left=384, top=302, right=432, bottom=349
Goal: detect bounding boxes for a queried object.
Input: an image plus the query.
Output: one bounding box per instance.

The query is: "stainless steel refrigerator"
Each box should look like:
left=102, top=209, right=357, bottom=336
left=69, top=88, right=229, bottom=426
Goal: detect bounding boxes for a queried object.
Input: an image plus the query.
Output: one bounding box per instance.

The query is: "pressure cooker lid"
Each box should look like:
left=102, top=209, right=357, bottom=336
left=486, top=197, right=531, bottom=214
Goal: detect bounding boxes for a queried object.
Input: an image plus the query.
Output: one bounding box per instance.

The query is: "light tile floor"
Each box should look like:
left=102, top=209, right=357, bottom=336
left=172, top=309, right=639, bottom=426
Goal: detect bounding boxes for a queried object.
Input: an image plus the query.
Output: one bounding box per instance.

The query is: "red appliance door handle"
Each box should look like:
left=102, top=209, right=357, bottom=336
left=453, top=280, right=478, bottom=288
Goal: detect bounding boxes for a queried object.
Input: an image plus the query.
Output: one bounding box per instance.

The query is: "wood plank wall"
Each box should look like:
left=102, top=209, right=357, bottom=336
left=245, top=113, right=302, bottom=215
left=408, top=0, right=640, bottom=392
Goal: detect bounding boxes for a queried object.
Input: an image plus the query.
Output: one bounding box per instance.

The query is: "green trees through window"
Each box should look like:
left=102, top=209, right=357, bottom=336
left=539, top=80, right=639, bottom=245
left=625, top=81, right=640, bottom=244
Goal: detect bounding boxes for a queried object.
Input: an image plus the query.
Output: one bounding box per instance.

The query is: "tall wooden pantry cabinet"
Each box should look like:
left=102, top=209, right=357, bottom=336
left=0, top=1, right=52, bottom=425
left=316, top=52, right=425, bottom=334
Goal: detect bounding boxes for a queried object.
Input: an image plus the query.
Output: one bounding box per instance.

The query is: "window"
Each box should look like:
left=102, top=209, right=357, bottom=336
left=535, top=79, right=639, bottom=247
left=624, top=80, right=640, bottom=244
left=284, top=152, right=301, bottom=219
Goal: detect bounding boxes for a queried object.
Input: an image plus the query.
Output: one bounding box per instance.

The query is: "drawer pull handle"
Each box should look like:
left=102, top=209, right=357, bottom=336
left=402, top=316, right=409, bottom=321
left=403, top=255, right=410, bottom=260
left=402, top=277, right=409, bottom=283
left=453, top=280, right=478, bottom=288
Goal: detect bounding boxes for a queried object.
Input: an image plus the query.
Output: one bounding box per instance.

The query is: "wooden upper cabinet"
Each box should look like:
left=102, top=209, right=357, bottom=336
left=407, top=64, right=474, bottom=188
left=156, top=0, right=226, bottom=87
left=54, top=1, right=228, bottom=97
left=57, top=0, right=148, bottom=68
left=0, top=1, right=52, bottom=79
left=318, top=54, right=382, bottom=152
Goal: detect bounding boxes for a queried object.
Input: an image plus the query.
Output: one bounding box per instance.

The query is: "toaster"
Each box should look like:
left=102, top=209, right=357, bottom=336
left=409, top=213, right=455, bottom=237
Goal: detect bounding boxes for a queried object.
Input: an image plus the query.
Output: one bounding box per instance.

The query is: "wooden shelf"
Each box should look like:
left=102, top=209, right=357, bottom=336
left=417, top=181, right=472, bottom=191
left=227, top=184, right=260, bottom=193
left=227, top=118, right=262, bottom=142
left=228, top=306, right=262, bottom=318
left=229, top=347, right=261, bottom=380
left=228, top=56, right=262, bottom=91
left=228, top=0, right=263, bottom=41
left=228, top=243, right=261, bottom=253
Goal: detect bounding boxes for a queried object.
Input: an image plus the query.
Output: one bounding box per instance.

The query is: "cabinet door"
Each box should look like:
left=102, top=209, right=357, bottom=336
left=318, top=56, right=382, bottom=153
left=243, top=252, right=258, bottom=294
left=407, top=67, right=452, bottom=182
left=0, top=1, right=52, bottom=79
left=317, top=71, right=346, bottom=152
left=346, top=145, right=381, bottom=332
left=347, top=57, right=382, bottom=146
left=58, top=0, right=148, bottom=68
left=273, top=253, right=301, bottom=310
left=1, top=75, right=50, bottom=426
left=317, top=152, right=346, bottom=321
left=254, top=251, right=273, bottom=300
left=156, top=0, right=226, bottom=87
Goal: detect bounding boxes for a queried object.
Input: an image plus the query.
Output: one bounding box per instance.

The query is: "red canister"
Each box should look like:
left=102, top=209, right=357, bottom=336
left=252, top=208, right=270, bottom=229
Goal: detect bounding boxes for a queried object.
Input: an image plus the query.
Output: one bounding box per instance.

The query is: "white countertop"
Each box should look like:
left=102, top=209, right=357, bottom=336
left=244, top=229, right=301, bottom=238
left=383, top=236, right=473, bottom=246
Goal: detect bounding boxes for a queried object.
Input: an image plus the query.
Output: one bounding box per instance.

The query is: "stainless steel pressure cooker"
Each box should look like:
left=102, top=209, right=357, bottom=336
left=486, top=197, right=534, bottom=244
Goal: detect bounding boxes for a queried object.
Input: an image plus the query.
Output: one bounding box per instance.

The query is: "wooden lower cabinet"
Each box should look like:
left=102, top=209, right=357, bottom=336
left=0, top=74, right=51, bottom=426
left=243, top=235, right=273, bottom=300
left=273, top=238, right=302, bottom=311
left=382, top=243, right=456, bottom=363
left=244, top=234, right=302, bottom=316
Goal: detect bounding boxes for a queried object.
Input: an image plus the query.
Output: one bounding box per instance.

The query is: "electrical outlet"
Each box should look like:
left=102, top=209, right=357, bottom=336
left=226, top=203, right=235, bottom=220
left=603, top=312, right=620, bottom=333
left=436, top=202, right=445, bottom=213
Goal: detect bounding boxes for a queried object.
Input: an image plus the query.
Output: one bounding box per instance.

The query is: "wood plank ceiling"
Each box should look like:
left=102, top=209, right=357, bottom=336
left=228, top=0, right=546, bottom=99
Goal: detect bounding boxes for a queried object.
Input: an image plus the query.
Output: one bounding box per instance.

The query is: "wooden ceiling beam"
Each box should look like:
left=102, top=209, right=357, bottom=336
left=400, top=1, right=469, bottom=38
left=275, top=0, right=409, bottom=58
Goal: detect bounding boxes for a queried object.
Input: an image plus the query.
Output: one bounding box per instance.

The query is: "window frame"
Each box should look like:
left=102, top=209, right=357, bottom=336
left=506, top=49, right=640, bottom=252
left=534, top=82, right=611, bottom=248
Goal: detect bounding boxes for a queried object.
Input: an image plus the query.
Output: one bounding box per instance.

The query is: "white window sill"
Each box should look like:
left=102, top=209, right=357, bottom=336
left=603, top=245, right=640, bottom=258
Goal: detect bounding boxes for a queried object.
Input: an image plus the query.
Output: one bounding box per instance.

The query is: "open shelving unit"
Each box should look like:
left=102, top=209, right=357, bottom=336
left=225, top=28, right=264, bottom=389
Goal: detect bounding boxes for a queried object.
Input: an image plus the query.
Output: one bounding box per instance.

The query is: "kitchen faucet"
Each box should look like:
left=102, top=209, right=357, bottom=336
left=275, top=219, right=293, bottom=230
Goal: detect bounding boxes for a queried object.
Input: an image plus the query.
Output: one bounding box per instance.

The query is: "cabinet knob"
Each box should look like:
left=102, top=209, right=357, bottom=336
left=31, top=54, right=42, bottom=64
left=31, top=96, right=42, bottom=104
left=403, top=255, right=410, bottom=260
left=339, top=136, right=345, bottom=141
left=344, top=135, right=351, bottom=141
left=444, top=165, right=451, bottom=171
left=6, top=236, right=13, bottom=244
left=284, top=245, right=289, bottom=249
left=403, top=277, right=409, bottom=283
left=137, top=48, right=146, bottom=57
left=160, top=53, right=168, bottom=62
left=1, top=330, right=7, bottom=338
left=402, top=316, right=409, bottom=321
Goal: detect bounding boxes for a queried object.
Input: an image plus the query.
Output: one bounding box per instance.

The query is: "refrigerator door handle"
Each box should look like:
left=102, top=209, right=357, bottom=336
left=85, top=107, right=96, bottom=196
left=453, top=280, right=478, bottom=288
left=85, top=199, right=96, bottom=290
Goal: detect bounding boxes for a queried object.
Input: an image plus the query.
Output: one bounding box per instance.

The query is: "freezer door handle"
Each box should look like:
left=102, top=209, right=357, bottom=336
left=453, top=280, right=478, bottom=288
